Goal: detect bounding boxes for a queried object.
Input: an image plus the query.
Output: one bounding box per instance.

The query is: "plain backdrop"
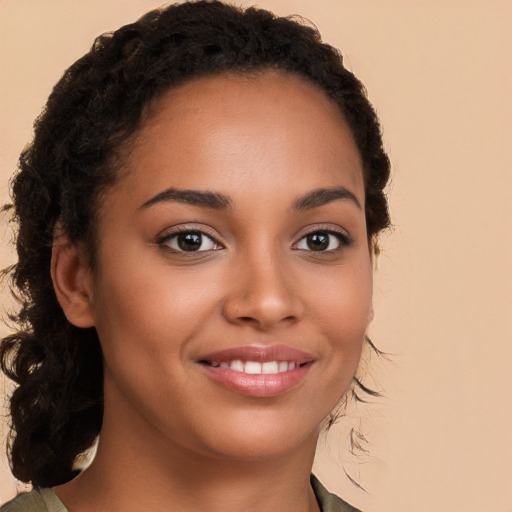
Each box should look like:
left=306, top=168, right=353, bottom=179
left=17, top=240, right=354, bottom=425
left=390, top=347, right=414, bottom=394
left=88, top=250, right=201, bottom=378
left=1, top=1, right=511, bottom=511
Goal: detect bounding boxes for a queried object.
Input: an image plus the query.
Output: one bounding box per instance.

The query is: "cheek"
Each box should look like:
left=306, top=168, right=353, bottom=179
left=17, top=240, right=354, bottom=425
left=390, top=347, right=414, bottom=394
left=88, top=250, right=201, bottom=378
left=311, top=260, right=373, bottom=336
left=88, top=262, right=207, bottom=419
left=308, top=257, right=373, bottom=390
left=89, top=250, right=231, bottom=392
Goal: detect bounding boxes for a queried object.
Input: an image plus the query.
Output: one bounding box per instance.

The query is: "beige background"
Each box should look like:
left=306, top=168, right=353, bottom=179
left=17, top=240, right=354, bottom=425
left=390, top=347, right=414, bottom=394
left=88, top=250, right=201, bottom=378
left=1, top=0, right=511, bottom=510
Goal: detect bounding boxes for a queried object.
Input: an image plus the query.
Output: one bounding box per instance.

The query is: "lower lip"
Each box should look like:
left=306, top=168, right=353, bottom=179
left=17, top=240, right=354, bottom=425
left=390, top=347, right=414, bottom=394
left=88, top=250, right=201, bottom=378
left=200, top=363, right=312, bottom=398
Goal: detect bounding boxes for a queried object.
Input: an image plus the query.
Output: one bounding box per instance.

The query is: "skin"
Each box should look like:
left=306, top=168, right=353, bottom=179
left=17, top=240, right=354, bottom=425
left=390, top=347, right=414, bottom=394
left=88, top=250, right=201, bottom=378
left=52, top=71, right=373, bottom=512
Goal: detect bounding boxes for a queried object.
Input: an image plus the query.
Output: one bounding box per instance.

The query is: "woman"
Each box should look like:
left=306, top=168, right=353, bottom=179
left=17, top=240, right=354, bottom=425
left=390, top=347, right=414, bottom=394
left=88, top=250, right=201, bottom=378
left=0, top=1, right=390, bottom=511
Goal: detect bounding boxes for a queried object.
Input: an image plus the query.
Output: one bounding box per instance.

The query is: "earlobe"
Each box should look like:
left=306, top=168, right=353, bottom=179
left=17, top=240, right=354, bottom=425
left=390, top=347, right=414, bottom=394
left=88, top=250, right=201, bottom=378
left=368, top=303, right=375, bottom=325
left=51, top=233, right=95, bottom=328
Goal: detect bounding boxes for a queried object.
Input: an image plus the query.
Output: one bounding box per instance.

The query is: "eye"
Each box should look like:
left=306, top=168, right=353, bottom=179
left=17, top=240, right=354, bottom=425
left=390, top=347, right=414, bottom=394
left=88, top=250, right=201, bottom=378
left=160, top=230, right=222, bottom=252
left=294, top=230, right=350, bottom=252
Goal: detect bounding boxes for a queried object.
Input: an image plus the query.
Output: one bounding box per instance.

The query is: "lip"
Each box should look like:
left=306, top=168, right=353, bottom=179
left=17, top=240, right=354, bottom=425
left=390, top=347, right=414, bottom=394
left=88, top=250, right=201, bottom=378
left=198, top=344, right=315, bottom=398
left=199, top=344, right=314, bottom=364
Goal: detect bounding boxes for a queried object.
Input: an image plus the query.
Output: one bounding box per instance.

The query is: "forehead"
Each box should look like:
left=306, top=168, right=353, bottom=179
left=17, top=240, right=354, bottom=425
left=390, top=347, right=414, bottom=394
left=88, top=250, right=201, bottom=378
left=120, top=71, right=364, bottom=204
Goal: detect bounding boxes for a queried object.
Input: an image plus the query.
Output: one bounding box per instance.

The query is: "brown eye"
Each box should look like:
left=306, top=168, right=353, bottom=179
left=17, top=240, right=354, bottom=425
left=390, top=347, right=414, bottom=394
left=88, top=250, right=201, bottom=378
left=305, top=233, right=330, bottom=251
left=161, top=230, right=221, bottom=252
left=295, top=230, right=351, bottom=252
left=177, top=232, right=202, bottom=251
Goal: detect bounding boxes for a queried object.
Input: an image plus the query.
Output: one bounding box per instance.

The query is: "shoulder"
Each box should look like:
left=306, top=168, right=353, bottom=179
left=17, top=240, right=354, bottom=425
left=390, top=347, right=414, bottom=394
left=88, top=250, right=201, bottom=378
left=2, top=478, right=358, bottom=512
left=1, top=488, right=68, bottom=512
left=311, top=475, right=362, bottom=512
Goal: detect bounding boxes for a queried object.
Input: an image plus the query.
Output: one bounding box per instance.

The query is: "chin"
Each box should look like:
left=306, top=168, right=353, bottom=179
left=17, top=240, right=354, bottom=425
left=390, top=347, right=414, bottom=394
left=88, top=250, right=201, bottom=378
left=183, top=408, right=322, bottom=462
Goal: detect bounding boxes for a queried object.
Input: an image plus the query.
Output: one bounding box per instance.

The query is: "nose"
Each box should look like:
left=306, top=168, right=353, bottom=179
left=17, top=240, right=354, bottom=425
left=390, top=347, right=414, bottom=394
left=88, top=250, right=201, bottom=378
left=222, top=249, right=304, bottom=331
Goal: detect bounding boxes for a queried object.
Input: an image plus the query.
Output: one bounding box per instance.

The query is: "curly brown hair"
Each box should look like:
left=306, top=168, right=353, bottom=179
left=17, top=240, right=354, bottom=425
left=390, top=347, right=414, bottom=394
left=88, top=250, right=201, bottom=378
left=1, top=0, right=390, bottom=488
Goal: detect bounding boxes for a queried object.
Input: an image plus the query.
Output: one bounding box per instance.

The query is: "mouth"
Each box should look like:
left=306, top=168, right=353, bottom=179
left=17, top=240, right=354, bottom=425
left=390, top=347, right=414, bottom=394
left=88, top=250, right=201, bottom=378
left=202, top=359, right=308, bottom=374
left=198, top=344, right=315, bottom=398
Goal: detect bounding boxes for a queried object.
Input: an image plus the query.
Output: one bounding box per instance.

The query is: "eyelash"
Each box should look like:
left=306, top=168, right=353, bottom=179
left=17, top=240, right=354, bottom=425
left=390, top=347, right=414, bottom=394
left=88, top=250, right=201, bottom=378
left=157, top=228, right=223, bottom=253
left=293, top=229, right=353, bottom=253
left=157, top=227, right=353, bottom=254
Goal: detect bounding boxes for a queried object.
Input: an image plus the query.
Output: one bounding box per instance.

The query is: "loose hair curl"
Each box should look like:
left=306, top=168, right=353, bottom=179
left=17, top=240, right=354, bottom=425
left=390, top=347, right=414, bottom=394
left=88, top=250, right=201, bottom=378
left=1, top=0, right=390, bottom=488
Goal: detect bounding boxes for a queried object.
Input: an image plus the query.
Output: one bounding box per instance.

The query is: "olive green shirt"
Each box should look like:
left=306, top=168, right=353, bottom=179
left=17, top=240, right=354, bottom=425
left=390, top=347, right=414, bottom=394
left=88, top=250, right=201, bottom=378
left=1, top=475, right=361, bottom=511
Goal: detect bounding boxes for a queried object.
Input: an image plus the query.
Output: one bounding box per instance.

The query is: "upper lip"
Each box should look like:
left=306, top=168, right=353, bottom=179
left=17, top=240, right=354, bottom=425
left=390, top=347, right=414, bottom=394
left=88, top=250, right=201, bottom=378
left=198, top=344, right=315, bottom=364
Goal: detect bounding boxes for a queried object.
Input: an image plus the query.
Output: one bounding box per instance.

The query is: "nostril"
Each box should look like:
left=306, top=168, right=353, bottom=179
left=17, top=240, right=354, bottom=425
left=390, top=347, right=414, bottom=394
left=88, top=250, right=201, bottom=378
left=222, top=279, right=304, bottom=329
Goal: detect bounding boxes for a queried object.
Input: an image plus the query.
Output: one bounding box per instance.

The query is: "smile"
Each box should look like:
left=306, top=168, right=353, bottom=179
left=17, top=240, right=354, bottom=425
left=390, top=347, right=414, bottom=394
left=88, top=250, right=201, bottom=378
left=198, top=345, right=315, bottom=398
left=206, top=360, right=303, bottom=374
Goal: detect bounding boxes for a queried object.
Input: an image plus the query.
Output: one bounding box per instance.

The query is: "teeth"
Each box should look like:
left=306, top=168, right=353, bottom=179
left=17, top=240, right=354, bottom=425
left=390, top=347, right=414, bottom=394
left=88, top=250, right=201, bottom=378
left=230, top=360, right=244, bottom=372
left=209, top=360, right=300, bottom=374
left=262, top=361, right=279, bottom=374
left=278, top=361, right=288, bottom=372
left=244, top=361, right=262, bottom=374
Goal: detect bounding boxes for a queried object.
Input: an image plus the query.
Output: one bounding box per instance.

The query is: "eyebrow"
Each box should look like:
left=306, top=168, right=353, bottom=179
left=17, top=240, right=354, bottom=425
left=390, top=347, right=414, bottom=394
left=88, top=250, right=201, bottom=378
left=139, top=185, right=361, bottom=212
left=139, top=187, right=232, bottom=210
left=292, top=187, right=362, bottom=211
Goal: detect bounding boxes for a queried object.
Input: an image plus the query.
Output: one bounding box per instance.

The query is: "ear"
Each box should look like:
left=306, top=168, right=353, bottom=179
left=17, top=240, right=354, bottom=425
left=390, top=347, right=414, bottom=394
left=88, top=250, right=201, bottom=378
left=368, top=303, right=375, bottom=325
left=51, top=232, right=95, bottom=328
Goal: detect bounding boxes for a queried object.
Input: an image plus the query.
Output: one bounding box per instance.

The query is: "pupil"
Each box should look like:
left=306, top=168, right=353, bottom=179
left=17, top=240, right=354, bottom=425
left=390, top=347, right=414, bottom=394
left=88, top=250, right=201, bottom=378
left=307, top=233, right=329, bottom=251
left=178, top=232, right=202, bottom=251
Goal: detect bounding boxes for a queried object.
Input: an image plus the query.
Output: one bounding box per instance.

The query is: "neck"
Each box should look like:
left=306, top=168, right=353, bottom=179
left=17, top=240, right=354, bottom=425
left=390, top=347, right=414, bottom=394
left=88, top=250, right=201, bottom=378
left=54, top=385, right=321, bottom=512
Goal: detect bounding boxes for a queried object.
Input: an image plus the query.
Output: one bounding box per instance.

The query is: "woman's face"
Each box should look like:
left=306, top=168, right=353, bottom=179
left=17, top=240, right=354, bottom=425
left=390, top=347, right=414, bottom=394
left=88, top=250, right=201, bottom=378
left=84, top=72, right=373, bottom=461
